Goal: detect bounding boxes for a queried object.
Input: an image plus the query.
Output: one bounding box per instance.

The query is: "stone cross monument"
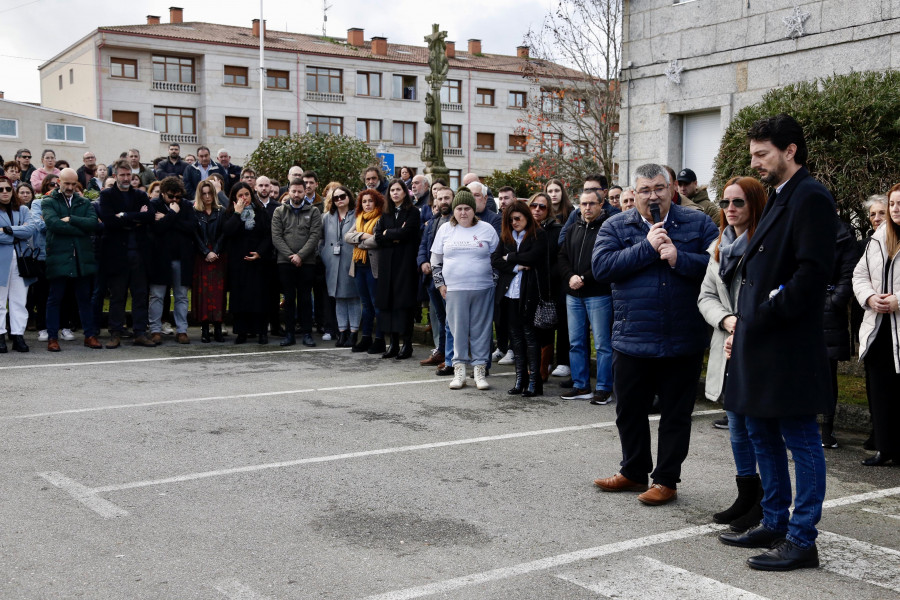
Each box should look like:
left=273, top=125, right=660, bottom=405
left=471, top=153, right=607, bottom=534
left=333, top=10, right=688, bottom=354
left=422, top=24, right=450, bottom=182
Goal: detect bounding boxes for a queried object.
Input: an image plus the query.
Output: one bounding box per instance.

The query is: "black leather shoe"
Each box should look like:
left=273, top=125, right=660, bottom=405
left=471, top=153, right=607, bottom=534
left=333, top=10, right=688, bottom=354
left=280, top=333, right=296, bottom=347
left=719, top=523, right=786, bottom=548
left=382, top=344, right=399, bottom=359
left=747, top=539, right=819, bottom=571
left=395, top=343, right=413, bottom=360
left=861, top=451, right=891, bottom=466
left=301, top=334, right=316, bottom=347
left=11, top=335, right=29, bottom=352
left=435, top=364, right=454, bottom=376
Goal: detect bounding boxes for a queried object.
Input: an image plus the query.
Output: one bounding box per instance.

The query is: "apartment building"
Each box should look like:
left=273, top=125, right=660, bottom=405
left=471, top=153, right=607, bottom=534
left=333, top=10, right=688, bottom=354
left=38, top=7, right=585, bottom=186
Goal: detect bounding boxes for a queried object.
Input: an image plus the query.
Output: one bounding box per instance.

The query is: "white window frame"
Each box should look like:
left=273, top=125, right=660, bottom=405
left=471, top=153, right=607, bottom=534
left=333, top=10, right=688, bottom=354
left=45, top=123, right=86, bottom=143
left=0, top=118, right=18, bottom=138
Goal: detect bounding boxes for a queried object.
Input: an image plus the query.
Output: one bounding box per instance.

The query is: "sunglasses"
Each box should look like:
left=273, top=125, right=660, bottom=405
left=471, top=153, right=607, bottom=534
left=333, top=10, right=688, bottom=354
left=20, top=155, right=31, bottom=159
left=0, top=187, right=12, bottom=193
left=48, top=182, right=60, bottom=187
left=719, top=198, right=746, bottom=209
left=531, top=203, right=548, bottom=210
left=166, top=192, right=182, bottom=200
left=510, top=215, right=524, bottom=222
left=333, top=193, right=349, bottom=201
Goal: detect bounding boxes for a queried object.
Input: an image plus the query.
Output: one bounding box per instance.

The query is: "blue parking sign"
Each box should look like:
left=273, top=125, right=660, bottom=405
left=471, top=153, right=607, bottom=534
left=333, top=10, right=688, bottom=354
left=376, top=152, right=394, bottom=177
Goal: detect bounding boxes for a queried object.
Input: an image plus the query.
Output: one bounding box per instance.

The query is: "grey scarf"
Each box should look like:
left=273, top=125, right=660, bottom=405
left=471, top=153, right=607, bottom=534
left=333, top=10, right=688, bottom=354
left=718, top=225, right=748, bottom=287
left=240, top=205, right=256, bottom=230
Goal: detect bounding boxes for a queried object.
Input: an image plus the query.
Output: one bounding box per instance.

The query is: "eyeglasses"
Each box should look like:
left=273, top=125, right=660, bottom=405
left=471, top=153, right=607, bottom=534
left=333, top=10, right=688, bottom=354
left=333, top=193, right=349, bottom=201
left=636, top=185, right=668, bottom=199
left=510, top=215, right=524, bottom=222
left=0, top=187, right=12, bottom=193
left=718, top=198, right=746, bottom=209
left=530, top=203, right=548, bottom=210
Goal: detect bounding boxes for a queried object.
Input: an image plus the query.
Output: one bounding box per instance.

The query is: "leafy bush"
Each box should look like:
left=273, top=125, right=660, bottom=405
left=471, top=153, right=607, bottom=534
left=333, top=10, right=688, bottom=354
left=246, top=133, right=378, bottom=193
left=712, top=70, right=900, bottom=237
left=483, top=167, right=542, bottom=199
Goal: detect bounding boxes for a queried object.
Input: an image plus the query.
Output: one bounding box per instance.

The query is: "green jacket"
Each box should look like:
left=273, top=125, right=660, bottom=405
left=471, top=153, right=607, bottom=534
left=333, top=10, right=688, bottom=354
left=42, top=189, right=100, bottom=279
left=690, top=187, right=720, bottom=226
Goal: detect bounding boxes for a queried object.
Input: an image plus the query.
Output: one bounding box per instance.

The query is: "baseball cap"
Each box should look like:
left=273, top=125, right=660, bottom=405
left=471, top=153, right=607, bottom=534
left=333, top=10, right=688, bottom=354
left=677, top=168, right=697, bottom=183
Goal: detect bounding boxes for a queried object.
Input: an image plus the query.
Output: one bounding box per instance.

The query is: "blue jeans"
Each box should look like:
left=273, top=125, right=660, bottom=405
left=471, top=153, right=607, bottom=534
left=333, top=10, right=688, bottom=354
left=745, top=415, right=826, bottom=548
left=426, top=283, right=446, bottom=354
left=353, top=263, right=381, bottom=339
left=149, top=261, right=189, bottom=334
left=726, top=411, right=757, bottom=477
left=566, top=294, right=613, bottom=391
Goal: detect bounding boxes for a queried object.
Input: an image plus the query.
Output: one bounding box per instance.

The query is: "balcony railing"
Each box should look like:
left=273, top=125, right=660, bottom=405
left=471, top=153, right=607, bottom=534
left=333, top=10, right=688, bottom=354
left=306, top=91, right=344, bottom=103
left=152, top=81, right=197, bottom=93
left=541, top=111, right=565, bottom=122
left=160, top=133, right=198, bottom=144
left=441, top=102, right=463, bottom=112
left=444, top=148, right=463, bottom=157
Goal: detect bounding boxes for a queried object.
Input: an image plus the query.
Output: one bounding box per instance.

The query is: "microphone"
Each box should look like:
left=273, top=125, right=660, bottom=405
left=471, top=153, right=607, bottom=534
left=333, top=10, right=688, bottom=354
left=650, top=204, right=661, bottom=224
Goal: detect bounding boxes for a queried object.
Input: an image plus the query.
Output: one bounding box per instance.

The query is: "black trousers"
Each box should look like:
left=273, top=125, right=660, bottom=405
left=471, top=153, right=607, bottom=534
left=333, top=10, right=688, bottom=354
left=505, top=298, right=539, bottom=374
left=613, top=350, right=704, bottom=489
left=106, top=253, right=149, bottom=335
left=313, top=259, right=336, bottom=334
left=279, top=263, right=315, bottom=334
left=865, top=321, right=900, bottom=458
left=264, top=259, right=281, bottom=332
left=494, top=301, right=509, bottom=354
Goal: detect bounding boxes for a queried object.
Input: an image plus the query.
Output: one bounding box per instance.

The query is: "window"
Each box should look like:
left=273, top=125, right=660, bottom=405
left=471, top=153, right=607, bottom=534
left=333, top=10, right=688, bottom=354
left=540, top=132, right=562, bottom=153
left=111, top=110, right=139, bottom=126
left=476, top=132, right=495, bottom=150
left=267, top=119, right=290, bottom=137
left=392, top=75, right=417, bottom=100
left=58, top=75, right=62, bottom=90
left=574, top=98, right=587, bottom=114
left=153, top=55, right=194, bottom=83
left=476, top=88, right=495, bottom=106
left=440, top=80, right=461, bottom=104
left=509, top=91, right=527, bottom=108
left=110, top=57, right=137, bottom=79
left=224, top=65, right=248, bottom=87
left=225, top=116, right=250, bottom=137
left=266, top=69, right=290, bottom=90
left=508, top=134, right=527, bottom=152
left=541, top=89, right=563, bottom=113
left=357, top=119, right=383, bottom=142
left=573, top=140, right=590, bottom=156
left=154, top=106, right=196, bottom=135
left=307, top=115, right=342, bottom=135
left=46, top=124, right=85, bottom=143
left=356, top=72, right=382, bottom=97
left=306, top=67, right=342, bottom=93
left=448, top=170, right=461, bottom=190
left=69, top=69, right=74, bottom=84
left=0, top=118, right=18, bottom=138
left=442, top=124, right=462, bottom=149
left=392, top=121, right=416, bottom=145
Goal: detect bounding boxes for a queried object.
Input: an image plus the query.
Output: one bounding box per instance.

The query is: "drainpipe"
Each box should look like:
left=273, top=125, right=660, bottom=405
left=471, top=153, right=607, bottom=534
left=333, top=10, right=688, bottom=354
left=466, top=70, right=472, bottom=173
left=96, top=37, right=106, bottom=120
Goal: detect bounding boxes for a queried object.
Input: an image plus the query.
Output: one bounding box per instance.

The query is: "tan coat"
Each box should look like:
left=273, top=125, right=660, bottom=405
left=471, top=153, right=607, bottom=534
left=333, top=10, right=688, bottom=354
left=345, top=223, right=381, bottom=278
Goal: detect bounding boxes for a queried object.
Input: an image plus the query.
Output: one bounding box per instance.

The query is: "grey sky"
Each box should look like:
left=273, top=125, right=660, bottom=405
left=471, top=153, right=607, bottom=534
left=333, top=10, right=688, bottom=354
left=1, top=0, right=553, bottom=104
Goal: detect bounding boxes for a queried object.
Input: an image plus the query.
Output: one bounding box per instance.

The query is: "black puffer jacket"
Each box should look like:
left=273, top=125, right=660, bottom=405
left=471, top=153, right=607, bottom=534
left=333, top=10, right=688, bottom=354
left=824, top=220, right=862, bottom=360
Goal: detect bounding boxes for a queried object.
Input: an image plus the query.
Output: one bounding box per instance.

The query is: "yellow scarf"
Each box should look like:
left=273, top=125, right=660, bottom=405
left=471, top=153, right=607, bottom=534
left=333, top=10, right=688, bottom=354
left=353, top=209, right=381, bottom=264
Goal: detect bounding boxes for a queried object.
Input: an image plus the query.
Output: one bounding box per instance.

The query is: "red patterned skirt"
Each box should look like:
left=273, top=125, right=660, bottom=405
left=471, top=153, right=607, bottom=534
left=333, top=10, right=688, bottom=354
left=191, top=249, right=227, bottom=322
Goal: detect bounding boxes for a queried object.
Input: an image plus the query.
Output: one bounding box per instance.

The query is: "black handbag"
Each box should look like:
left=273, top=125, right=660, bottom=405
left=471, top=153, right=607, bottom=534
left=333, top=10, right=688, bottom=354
left=15, top=243, right=44, bottom=279
left=533, top=254, right=557, bottom=329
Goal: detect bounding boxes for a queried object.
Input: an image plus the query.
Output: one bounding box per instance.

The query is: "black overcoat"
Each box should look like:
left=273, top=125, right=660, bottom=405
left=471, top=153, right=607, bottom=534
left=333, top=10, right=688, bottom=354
left=724, top=167, right=838, bottom=418
left=97, top=186, right=154, bottom=275
left=222, top=205, right=272, bottom=313
left=148, top=197, right=197, bottom=287
left=823, top=220, right=862, bottom=361
left=374, top=204, right=421, bottom=310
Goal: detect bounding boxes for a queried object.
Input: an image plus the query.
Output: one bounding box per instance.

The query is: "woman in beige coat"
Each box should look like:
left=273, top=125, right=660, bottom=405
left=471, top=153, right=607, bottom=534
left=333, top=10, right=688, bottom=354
left=345, top=188, right=384, bottom=353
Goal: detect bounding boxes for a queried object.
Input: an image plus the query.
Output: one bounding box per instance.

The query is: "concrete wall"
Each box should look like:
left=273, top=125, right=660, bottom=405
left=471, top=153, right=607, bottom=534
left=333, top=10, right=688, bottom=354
left=40, top=37, right=98, bottom=120
left=618, top=0, right=900, bottom=188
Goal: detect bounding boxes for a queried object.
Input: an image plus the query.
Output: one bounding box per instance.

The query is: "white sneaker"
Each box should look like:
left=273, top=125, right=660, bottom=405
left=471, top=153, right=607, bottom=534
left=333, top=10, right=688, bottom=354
left=161, top=322, right=175, bottom=335
left=322, top=333, right=333, bottom=341
left=498, top=349, right=515, bottom=365
left=474, top=364, right=490, bottom=390
left=551, top=364, right=571, bottom=377
left=60, top=328, right=76, bottom=341
left=490, top=348, right=504, bottom=361
left=38, top=330, right=49, bottom=341
left=449, top=363, right=467, bottom=389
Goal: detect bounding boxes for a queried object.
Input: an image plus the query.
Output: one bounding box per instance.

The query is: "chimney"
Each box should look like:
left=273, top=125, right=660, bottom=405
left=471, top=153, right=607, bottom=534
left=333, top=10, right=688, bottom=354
left=371, top=36, right=387, bottom=56
left=0, top=91, right=4, bottom=99
left=252, top=18, right=261, bottom=37
left=347, top=28, right=364, bottom=47
left=445, top=41, right=455, bottom=58
left=169, top=6, right=183, bottom=24
left=517, top=45, right=529, bottom=59
left=468, top=39, right=482, bottom=55
left=147, top=15, right=161, bottom=25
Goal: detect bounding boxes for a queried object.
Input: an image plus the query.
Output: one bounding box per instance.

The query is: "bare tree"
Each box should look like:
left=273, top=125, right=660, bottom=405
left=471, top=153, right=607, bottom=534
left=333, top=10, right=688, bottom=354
left=521, top=0, right=622, bottom=185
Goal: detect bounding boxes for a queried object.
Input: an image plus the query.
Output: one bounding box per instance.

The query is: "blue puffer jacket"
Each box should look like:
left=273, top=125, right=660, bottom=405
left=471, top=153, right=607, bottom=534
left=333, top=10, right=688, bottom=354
left=592, top=204, right=718, bottom=357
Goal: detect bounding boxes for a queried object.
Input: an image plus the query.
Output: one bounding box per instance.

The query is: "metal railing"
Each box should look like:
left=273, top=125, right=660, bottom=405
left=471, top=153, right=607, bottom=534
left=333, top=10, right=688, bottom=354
left=306, top=91, right=344, bottom=103
left=152, top=81, right=197, bottom=93
left=444, top=148, right=463, bottom=156
left=160, top=133, right=198, bottom=144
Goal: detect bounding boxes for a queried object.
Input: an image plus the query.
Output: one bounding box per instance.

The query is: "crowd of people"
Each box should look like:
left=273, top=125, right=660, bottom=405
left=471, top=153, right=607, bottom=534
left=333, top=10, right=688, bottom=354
left=0, top=113, right=897, bottom=572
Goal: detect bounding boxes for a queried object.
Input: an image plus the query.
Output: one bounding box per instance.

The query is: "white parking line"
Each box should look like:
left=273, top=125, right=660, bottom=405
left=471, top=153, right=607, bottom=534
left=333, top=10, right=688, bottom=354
left=819, top=531, right=900, bottom=593
left=38, top=471, right=128, bottom=518
left=39, top=411, right=722, bottom=518
left=861, top=507, right=900, bottom=520
left=214, top=578, right=274, bottom=599
left=557, top=556, right=769, bottom=599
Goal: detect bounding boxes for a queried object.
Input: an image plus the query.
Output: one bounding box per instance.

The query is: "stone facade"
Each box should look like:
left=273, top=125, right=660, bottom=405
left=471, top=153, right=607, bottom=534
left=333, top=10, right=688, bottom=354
left=618, top=0, right=900, bottom=191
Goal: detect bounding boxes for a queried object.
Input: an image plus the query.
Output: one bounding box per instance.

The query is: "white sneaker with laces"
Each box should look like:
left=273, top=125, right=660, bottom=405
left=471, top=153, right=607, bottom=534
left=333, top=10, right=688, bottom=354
left=322, top=333, right=333, bottom=341
left=498, top=349, right=515, bottom=365
left=38, top=330, right=49, bottom=341
left=474, top=364, right=490, bottom=390
left=449, top=364, right=467, bottom=389
left=551, top=364, right=571, bottom=377
left=161, top=322, right=175, bottom=335
left=60, top=328, right=76, bottom=341
left=490, top=348, right=504, bottom=361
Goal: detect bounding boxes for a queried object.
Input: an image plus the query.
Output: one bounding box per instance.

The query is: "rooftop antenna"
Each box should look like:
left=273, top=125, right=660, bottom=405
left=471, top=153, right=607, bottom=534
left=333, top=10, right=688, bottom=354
left=322, top=0, right=332, bottom=36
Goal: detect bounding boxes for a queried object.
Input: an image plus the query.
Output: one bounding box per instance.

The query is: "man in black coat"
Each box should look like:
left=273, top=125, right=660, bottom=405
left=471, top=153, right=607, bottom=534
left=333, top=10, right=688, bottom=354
left=97, top=160, right=156, bottom=348
left=720, top=114, right=838, bottom=572
left=216, top=149, right=242, bottom=196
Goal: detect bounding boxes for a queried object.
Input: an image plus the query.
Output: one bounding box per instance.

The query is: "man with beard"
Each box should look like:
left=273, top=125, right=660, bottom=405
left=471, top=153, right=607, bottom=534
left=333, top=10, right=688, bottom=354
left=418, top=186, right=453, bottom=370
left=157, top=143, right=189, bottom=180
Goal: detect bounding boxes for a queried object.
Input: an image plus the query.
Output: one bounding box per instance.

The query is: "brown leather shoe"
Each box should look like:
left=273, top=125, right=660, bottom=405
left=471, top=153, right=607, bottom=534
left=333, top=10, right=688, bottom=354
left=47, top=338, right=61, bottom=352
left=638, top=483, right=678, bottom=506
left=132, top=335, right=156, bottom=347
left=105, top=335, right=121, bottom=349
left=420, top=351, right=445, bottom=366
left=176, top=332, right=190, bottom=344
left=593, top=473, right=648, bottom=492
left=84, top=336, right=103, bottom=349
left=150, top=332, right=163, bottom=345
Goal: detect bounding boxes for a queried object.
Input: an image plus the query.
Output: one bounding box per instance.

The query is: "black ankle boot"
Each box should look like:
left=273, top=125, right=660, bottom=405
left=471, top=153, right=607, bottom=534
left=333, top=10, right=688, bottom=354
left=522, top=353, right=543, bottom=397
left=0, top=335, right=7, bottom=353
left=336, top=330, right=349, bottom=347
left=347, top=331, right=358, bottom=349
left=396, top=337, right=413, bottom=360
left=11, top=335, right=29, bottom=352
left=382, top=333, right=399, bottom=358
left=368, top=337, right=386, bottom=354
left=353, top=335, right=372, bottom=353
left=714, top=474, right=763, bottom=525
left=201, top=323, right=211, bottom=343
left=508, top=355, right=526, bottom=394
left=213, top=323, right=224, bottom=342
